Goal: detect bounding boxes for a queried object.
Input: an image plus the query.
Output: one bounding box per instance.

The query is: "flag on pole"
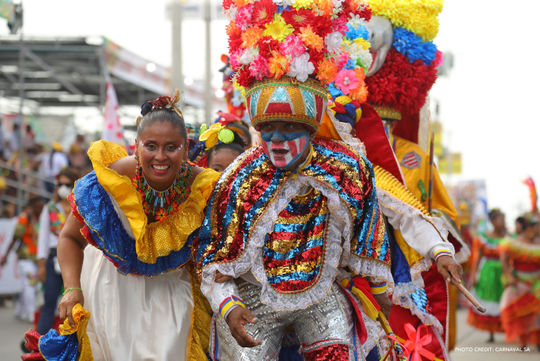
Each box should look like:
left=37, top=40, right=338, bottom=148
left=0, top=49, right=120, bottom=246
left=0, top=0, right=14, bottom=23
left=102, top=75, right=124, bottom=145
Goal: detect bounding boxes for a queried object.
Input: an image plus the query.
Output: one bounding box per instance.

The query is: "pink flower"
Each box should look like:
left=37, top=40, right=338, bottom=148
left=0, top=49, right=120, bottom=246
left=334, top=68, right=360, bottom=94
left=249, top=55, right=270, bottom=80
left=229, top=49, right=243, bottom=69
left=235, top=5, right=253, bottom=31
left=279, top=35, right=306, bottom=58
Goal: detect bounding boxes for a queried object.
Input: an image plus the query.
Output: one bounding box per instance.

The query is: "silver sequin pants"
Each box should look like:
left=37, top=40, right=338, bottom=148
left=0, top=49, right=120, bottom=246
left=209, top=281, right=366, bottom=361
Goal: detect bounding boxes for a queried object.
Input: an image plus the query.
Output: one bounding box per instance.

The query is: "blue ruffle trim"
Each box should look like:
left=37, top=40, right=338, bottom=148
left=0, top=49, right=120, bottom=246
left=39, top=331, right=78, bottom=361
left=73, top=171, right=191, bottom=276
left=393, top=27, right=437, bottom=65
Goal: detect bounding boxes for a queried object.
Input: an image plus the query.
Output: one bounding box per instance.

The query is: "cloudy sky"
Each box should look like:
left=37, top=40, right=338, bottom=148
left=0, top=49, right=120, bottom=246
left=2, top=0, right=539, bottom=223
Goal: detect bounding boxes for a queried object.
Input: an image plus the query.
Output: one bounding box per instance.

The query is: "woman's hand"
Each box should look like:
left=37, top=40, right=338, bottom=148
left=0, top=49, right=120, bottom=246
left=58, top=289, right=84, bottom=328
left=226, top=307, right=261, bottom=347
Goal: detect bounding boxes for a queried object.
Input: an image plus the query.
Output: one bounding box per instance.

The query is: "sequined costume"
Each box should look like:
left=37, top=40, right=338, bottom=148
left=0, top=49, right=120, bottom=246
left=467, top=232, right=505, bottom=332
left=64, top=140, right=219, bottom=361
left=195, top=137, right=393, bottom=360
left=499, top=237, right=540, bottom=345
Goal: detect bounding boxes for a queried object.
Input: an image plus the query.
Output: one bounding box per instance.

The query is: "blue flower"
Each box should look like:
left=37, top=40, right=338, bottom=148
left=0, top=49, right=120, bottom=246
left=393, top=27, right=437, bottom=65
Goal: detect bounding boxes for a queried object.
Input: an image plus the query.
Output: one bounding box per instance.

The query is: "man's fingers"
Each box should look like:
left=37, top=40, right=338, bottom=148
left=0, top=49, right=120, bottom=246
left=234, top=327, right=261, bottom=347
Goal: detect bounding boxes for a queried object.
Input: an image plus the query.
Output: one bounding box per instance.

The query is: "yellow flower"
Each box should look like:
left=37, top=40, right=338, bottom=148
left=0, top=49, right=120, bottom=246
left=268, top=51, right=290, bottom=79
left=293, top=0, right=315, bottom=10
left=299, top=25, right=324, bottom=51
left=355, top=38, right=371, bottom=50
left=263, top=15, right=294, bottom=42
left=199, top=123, right=223, bottom=150
left=241, top=26, right=264, bottom=48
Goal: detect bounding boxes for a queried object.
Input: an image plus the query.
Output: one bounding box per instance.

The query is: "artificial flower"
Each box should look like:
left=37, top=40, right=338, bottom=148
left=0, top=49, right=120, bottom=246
left=315, top=0, right=334, bottom=15
left=334, top=68, right=361, bottom=95
left=299, top=25, right=324, bottom=51
left=235, top=4, right=253, bottom=31
left=249, top=55, right=270, bottom=80
left=229, top=49, right=243, bottom=69
left=287, top=53, right=315, bottom=82
left=279, top=35, right=306, bottom=58
left=223, top=4, right=238, bottom=21
left=268, top=50, right=290, bottom=79
left=325, top=31, right=343, bottom=53
left=280, top=8, right=314, bottom=30
left=226, top=22, right=242, bottom=51
left=241, top=26, right=264, bottom=48
left=273, top=0, right=296, bottom=6
left=239, top=47, right=258, bottom=65
left=263, top=14, right=295, bottom=42
left=292, top=0, right=314, bottom=10
left=252, top=0, right=277, bottom=26
left=316, top=58, right=338, bottom=84
left=234, top=67, right=252, bottom=87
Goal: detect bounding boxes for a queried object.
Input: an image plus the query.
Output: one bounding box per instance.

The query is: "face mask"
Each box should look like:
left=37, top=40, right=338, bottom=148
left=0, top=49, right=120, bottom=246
left=57, top=185, right=72, bottom=199
left=260, top=130, right=310, bottom=169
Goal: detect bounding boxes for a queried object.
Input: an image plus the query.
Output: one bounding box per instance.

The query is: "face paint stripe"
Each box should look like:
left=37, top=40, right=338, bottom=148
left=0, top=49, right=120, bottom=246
left=288, top=139, right=298, bottom=158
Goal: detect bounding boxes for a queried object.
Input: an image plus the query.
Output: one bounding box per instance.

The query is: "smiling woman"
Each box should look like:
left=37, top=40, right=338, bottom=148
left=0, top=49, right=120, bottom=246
left=34, top=91, right=221, bottom=361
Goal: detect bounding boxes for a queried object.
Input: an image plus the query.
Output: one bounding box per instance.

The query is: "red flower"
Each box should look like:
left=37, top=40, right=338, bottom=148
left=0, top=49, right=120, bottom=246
left=251, top=0, right=276, bottom=27
left=222, top=0, right=234, bottom=10
left=257, top=37, right=279, bottom=58
left=150, top=96, right=172, bottom=108
left=234, top=66, right=253, bottom=87
left=280, top=9, right=314, bottom=31
left=227, top=23, right=242, bottom=53
left=155, top=208, right=168, bottom=223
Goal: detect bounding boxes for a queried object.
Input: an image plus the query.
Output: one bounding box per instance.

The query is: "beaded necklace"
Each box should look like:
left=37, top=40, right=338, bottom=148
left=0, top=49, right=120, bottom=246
left=132, top=162, right=193, bottom=223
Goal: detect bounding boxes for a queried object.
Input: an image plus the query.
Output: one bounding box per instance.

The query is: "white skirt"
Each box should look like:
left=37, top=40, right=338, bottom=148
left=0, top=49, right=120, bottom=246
left=80, top=245, right=194, bottom=361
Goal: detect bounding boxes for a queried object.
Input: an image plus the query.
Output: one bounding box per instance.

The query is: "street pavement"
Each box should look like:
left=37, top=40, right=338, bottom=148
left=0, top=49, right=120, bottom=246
left=0, top=299, right=538, bottom=360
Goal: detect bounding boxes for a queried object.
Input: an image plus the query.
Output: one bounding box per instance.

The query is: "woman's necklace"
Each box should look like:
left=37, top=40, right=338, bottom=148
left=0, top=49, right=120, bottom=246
left=133, top=162, right=193, bottom=223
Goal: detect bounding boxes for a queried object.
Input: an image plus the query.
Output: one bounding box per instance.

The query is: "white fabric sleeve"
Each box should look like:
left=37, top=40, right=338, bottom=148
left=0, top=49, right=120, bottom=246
left=376, top=187, right=455, bottom=260
left=203, top=280, right=242, bottom=319
left=37, top=205, right=50, bottom=260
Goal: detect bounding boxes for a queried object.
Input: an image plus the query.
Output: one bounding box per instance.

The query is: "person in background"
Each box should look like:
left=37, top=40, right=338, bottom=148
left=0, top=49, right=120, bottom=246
left=206, top=142, right=244, bottom=172
left=0, top=197, right=45, bottom=322
left=513, top=216, right=527, bottom=238
left=467, top=208, right=507, bottom=341
left=35, top=167, right=78, bottom=335
left=42, top=142, right=69, bottom=194
left=68, top=134, right=91, bottom=174
left=500, top=214, right=540, bottom=350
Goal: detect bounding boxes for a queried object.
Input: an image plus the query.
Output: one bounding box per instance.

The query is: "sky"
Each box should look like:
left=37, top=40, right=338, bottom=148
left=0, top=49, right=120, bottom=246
left=1, top=0, right=539, bottom=224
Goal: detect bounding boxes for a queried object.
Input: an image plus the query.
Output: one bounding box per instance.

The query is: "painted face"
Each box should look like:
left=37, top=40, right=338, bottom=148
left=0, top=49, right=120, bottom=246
left=135, top=121, right=186, bottom=191
left=259, top=122, right=310, bottom=169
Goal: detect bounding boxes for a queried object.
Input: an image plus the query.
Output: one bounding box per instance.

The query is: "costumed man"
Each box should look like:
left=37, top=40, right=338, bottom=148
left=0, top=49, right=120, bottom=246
left=359, top=0, right=470, bottom=350
left=324, top=10, right=463, bottom=360
left=195, top=1, right=397, bottom=359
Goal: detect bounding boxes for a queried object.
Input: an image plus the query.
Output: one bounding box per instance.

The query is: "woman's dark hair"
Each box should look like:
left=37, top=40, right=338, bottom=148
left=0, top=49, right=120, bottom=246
left=488, top=208, right=503, bottom=221
left=57, top=166, right=80, bottom=183
left=207, top=142, right=244, bottom=164
left=136, top=102, right=187, bottom=140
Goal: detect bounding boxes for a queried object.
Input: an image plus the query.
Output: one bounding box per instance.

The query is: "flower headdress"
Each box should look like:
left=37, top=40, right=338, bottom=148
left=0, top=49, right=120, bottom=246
left=365, top=0, right=443, bottom=143
left=224, top=0, right=373, bottom=131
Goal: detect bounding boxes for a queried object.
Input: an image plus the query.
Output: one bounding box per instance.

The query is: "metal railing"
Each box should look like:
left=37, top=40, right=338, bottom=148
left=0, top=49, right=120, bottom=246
left=0, top=159, right=53, bottom=213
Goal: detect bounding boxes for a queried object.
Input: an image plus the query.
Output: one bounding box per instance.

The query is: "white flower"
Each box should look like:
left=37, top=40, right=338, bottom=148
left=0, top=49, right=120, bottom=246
left=273, top=0, right=296, bottom=6
left=287, top=53, right=315, bottom=82
left=356, top=48, right=373, bottom=71
left=223, top=4, right=237, bottom=21
left=332, top=0, right=345, bottom=8
left=239, top=48, right=258, bottom=65
left=325, top=31, right=343, bottom=53
left=348, top=14, right=369, bottom=29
